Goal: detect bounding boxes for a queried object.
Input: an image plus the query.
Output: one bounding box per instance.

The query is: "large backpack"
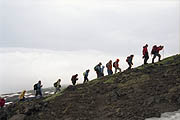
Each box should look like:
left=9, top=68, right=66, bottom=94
left=54, top=82, right=58, bottom=87
left=126, top=57, right=130, bottom=62
left=151, top=45, right=157, bottom=54
left=83, top=72, right=86, bottom=76
left=33, top=84, right=38, bottom=90
left=113, top=62, right=116, bottom=67
left=94, top=65, right=98, bottom=71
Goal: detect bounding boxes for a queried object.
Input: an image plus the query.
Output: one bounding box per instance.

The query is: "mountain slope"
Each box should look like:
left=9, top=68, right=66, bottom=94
left=1, top=54, right=180, bottom=120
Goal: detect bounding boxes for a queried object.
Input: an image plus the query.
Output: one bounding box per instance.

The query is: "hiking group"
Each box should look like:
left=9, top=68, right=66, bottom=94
left=0, top=44, right=164, bottom=106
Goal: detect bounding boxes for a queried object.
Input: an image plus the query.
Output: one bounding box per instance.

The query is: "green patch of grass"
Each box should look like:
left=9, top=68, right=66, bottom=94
left=117, top=74, right=149, bottom=88
left=104, top=78, right=115, bottom=84
left=157, top=56, right=174, bottom=65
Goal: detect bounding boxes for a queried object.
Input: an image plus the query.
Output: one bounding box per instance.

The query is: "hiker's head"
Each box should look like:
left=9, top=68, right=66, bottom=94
left=87, top=69, right=90, bottom=72
left=131, top=55, right=134, bottom=58
left=75, top=74, right=78, bottom=77
left=109, top=60, right=112, bottom=63
left=23, top=90, right=26, bottom=94
left=99, top=62, right=102, bottom=66
left=145, top=44, right=148, bottom=47
left=58, top=79, right=61, bottom=82
left=38, top=80, right=41, bottom=84
left=116, top=59, right=119, bottom=62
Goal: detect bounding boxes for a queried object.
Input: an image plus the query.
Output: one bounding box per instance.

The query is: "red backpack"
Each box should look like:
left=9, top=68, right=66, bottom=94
left=151, top=45, right=157, bottom=54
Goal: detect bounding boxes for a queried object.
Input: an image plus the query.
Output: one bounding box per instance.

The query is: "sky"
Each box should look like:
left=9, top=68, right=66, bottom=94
left=0, top=0, right=180, bottom=94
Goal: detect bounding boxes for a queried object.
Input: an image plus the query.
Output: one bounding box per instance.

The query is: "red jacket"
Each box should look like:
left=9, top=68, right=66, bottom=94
left=156, top=46, right=163, bottom=53
left=0, top=98, right=5, bottom=107
left=143, top=46, right=148, bottom=56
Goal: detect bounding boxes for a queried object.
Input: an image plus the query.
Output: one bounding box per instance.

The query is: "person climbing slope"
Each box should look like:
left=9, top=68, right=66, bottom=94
left=151, top=45, right=164, bottom=63
left=94, top=62, right=102, bottom=78
left=142, top=44, right=149, bottom=64
left=19, top=90, right=26, bottom=101
left=106, top=60, right=113, bottom=75
left=54, top=79, right=61, bottom=94
left=113, top=59, right=121, bottom=73
left=34, top=80, right=43, bottom=98
left=83, top=69, right=90, bottom=83
left=126, top=55, right=134, bottom=69
left=71, top=74, right=78, bottom=85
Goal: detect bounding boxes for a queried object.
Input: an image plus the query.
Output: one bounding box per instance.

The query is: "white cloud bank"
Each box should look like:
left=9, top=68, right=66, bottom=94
left=0, top=47, right=175, bottom=94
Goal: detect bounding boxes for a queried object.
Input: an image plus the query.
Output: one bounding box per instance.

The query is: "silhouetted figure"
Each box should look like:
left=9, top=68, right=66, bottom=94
left=19, top=90, right=26, bottom=101
left=113, top=59, right=121, bottom=73
left=71, top=74, right=78, bottom=85
left=83, top=70, right=90, bottom=83
left=94, top=62, right=102, bottom=78
left=151, top=45, right=164, bottom=63
left=54, top=79, right=61, bottom=94
left=34, top=80, right=43, bottom=98
left=106, top=60, right=113, bottom=75
left=143, top=44, right=149, bottom=64
left=126, top=55, right=134, bottom=69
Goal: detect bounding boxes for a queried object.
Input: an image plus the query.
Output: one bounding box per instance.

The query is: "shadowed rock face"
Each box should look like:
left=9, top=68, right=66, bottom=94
left=1, top=54, right=180, bottom=120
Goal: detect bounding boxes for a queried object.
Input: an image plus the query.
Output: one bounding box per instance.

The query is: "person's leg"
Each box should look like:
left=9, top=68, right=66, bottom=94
left=83, top=77, right=86, bottom=83
left=39, top=89, right=42, bottom=97
left=107, top=69, right=110, bottom=75
left=110, top=70, right=113, bottom=75
left=152, top=54, right=157, bottom=63
left=118, top=67, right=121, bottom=72
left=115, top=68, right=117, bottom=73
left=96, top=71, right=99, bottom=78
left=128, top=62, right=131, bottom=69
left=35, top=90, right=38, bottom=97
left=157, top=53, right=161, bottom=62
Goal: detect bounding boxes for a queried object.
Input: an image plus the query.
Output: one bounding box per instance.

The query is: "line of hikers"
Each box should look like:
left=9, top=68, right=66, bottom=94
left=0, top=44, right=164, bottom=106
left=69, top=44, right=164, bottom=86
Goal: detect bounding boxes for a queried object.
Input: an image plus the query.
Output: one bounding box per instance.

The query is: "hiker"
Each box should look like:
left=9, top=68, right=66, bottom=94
left=71, top=74, right=78, bottom=85
left=100, top=65, right=105, bottom=77
left=106, top=60, right=113, bottom=75
left=142, top=44, right=149, bottom=64
left=83, top=69, right=90, bottom=83
left=54, top=79, right=61, bottom=94
left=113, top=59, right=121, bottom=73
left=126, top=55, right=134, bottom=69
left=19, top=90, right=26, bottom=101
left=94, top=62, right=102, bottom=78
left=0, top=97, right=5, bottom=108
left=151, top=45, right=164, bottom=63
left=34, top=80, right=43, bottom=98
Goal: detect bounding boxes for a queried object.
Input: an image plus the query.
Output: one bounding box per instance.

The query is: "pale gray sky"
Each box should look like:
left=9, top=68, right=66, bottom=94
left=0, top=0, right=179, bottom=94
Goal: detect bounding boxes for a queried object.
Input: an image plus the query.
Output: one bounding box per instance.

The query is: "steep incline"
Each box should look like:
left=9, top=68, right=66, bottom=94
left=1, top=54, right=180, bottom=120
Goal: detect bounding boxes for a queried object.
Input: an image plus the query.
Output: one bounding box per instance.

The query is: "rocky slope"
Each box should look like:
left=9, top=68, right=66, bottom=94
left=1, top=54, right=180, bottom=120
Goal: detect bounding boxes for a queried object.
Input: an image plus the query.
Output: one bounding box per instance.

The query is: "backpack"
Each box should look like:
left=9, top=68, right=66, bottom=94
left=83, top=72, right=86, bottom=76
left=113, top=62, right=116, bottom=67
left=94, top=65, right=98, bottom=71
left=126, top=57, right=130, bottom=62
left=106, top=63, right=109, bottom=68
left=151, top=45, right=157, bottom=54
left=33, top=84, right=38, bottom=90
left=54, top=82, right=58, bottom=87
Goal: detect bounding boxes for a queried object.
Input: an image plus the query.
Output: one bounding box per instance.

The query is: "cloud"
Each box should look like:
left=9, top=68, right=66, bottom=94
left=0, top=47, right=148, bottom=94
